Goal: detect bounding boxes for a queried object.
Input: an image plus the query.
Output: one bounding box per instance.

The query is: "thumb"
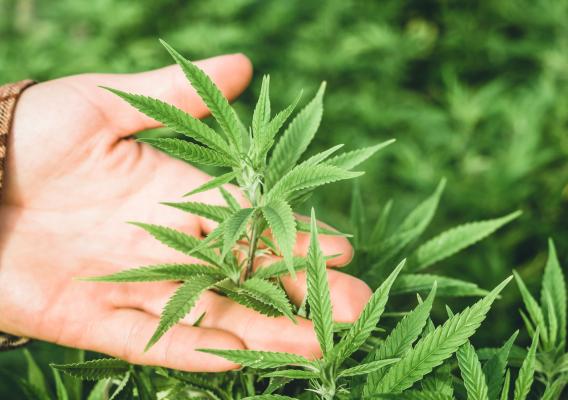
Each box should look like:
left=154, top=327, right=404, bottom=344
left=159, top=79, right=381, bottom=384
left=70, top=53, right=253, bottom=137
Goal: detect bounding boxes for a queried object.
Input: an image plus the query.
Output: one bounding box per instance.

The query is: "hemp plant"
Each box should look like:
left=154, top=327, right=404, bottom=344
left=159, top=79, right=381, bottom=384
left=85, top=40, right=392, bottom=350
left=44, top=41, right=544, bottom=399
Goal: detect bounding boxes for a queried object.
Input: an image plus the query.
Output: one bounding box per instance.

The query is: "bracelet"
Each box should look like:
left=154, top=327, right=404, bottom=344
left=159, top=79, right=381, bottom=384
left=0, top=79, right=36, bottom=351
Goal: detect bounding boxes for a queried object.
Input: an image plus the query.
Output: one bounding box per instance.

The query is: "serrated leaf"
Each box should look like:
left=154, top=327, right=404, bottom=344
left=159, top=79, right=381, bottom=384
left=138, top=137, right=235, bottom=167
left=500, top=369, right=511, bottom=400
left=513, top=271, right=549, bottom=347
left=262, top=199, right=297, bottom=274
left=241, top=277, right=296, bottom=321
left=543, top=290, right=558, bottom=349
left=160, top=40, right=246, bottom=152
left=256, top=92, right=302, bottom=162
left=302, top=144, right=344, bottom=167
left=184, top=171, right=237, bottom=197
left=225, top=289, right=283, bottom=317
left=307, top=208, right=334, bottom=357
left=102, top=87, right=231, bottom=156
left=219, top=187, right=241, bottom=211
left=266, top=163, right=363, bottom=203
left=326, top=139, right=395, bottom=170
left=513, top=331, right=539, bottom=400
left=372, top=179, right=445, bottom=262
left=296, top=219, right=351, bottom=237
left=252, top=75, right=271, bottom=139
left=392, top=274, right=489, bottom=297
left=541, top=239, right=566, bottom=348
left=483, top=331, right=518, bottom=400
left=332, top=259, right=406, bottom=365
left=161, top=201, right=232, bottom=223
left=83, top=263, right=222, bottom=283
left=374, top=277, right=512, bottom=393
left=222, top=208, right=255, bottom=257
left=129, top=222, right=221, bottom=266
left=261, top=369, right=319, bottom=380
left=457, top=341, right=489, bottom=400
left=146, top=274, right=220, bottom=349
left=363, top=283, right=437, bottom=396
left=51, top=359, right=129, bottom=381
left=266, top=83, right=325, bottom=187
left=253, top=257, right=307, bottom=279
left=197, top=349, right=311, bottom=369
left=338, top=358, right=400, bottom=378
left=410, top=211, right=521, bottom=271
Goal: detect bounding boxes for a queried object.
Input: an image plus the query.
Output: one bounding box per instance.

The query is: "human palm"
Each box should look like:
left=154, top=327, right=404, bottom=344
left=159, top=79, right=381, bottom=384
left=0, top=54, right=372, bottom=372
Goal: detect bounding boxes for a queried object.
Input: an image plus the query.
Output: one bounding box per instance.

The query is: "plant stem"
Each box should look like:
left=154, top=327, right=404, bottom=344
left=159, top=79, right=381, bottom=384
left=245, top=218, right=260, bottom=280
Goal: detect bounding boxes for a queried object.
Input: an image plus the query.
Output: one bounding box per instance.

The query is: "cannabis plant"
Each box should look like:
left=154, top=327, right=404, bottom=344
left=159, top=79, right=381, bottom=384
left=32, top=41, right=552, bottom=399
left=349, top=180, right=521, bottom=296
left=511, top=240, right=568, bottom=399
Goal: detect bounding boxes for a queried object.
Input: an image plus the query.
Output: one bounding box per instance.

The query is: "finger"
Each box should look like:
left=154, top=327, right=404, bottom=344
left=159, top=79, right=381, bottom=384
left=254, top=255, right=372, bottom=323
left=72, top=308, right=245, bottom=372
left=69, top=53, right=253, bottom=136
left=121, top=284, right=322, bottom=359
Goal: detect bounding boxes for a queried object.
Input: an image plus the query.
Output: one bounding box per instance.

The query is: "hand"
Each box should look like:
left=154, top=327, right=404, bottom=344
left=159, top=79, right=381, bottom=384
left=0, top=55, right=372, bottom=372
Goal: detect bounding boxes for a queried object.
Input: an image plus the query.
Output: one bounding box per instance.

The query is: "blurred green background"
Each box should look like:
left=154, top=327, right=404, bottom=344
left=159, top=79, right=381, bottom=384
left=1, top=0, right=567, bottom=397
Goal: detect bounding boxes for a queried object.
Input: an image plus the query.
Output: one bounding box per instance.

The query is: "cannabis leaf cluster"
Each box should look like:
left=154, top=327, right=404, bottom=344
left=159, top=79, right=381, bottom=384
left=85, top=40, right=391, bottom=350
left=18, top=41, right=558, bottom=399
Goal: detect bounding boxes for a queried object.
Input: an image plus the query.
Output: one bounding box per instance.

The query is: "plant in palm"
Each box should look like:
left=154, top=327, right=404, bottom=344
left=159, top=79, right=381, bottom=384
left=84, top=40, right=392, bottom=350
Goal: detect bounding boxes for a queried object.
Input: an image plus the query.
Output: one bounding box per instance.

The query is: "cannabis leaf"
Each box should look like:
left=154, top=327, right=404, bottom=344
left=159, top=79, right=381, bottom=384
left=331, top=259, right=405, bottom=365
left=222, top=207, right=255, bottom=257
left=101, top=87, right=232, bottom=156
left=457, top=341, right=489, bottom=400
left=262, top=199, right=297, bottom=273
left=410, top=211, right=521, bottom=271
left=483, top=331, right=518, bottom=400
left=129, top=222, right=221, bottom=266
left=392, top=274, right=489, bottom=297
left=51, top=359, right=130, bottom=381
left=160, top=39, right=247, bottom=152
left=146, top=274, right=221, bottom=349
left=337, top=358, right=399, bottom=378
left=266, top=163, right=363, bottom=203
left=139, top=137, right=236, bottom=167
left=326, top=139, right=395, bottom=170
left=363, top=283, right=437, bottom=395
left=541, top=239, right=566, bottom=348
left=184, top=171, right=237, bottom=197
left=83, top=263, right=222, bottom=282
left=266, top=83, right=325, bottom=187
left=306, top=208, right=334, bottom=357
left=197, top=349, right=312, bottom=369
left=514, top=271, right=549, bottom=347
left=372, top=178, right=446, bottom=261
left=513, top=331, right=539, bottom=400
left=373, top=276, right=512, bottom=394
left=161, top=201, right=233, bottom=223
left=240, top=278, right=296, bottom=321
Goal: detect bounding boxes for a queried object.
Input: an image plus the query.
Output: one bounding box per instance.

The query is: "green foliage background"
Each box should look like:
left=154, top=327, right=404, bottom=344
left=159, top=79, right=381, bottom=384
left=1, top=0, right=567, bottom=397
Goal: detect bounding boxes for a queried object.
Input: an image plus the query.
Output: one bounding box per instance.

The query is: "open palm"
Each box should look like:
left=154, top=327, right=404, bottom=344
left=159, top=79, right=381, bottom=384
left=0, top=55, right=372, bottom=372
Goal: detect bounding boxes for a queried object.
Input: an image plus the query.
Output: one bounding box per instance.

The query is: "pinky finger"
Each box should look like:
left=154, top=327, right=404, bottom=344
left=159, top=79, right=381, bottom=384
left=74, top=309, right=245, bottom=372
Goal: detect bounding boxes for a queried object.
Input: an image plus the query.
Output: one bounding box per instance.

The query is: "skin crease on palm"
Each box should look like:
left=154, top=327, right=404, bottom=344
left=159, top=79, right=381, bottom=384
left=0, top=53, right=373, bottom=372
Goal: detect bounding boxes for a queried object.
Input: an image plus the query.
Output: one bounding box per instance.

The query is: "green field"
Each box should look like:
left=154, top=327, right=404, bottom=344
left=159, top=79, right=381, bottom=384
left=1, top=0, right=567, bottom=398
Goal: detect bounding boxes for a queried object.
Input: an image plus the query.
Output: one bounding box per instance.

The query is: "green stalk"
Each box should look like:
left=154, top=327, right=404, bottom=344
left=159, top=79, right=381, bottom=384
left=244, top=217, right=261, bottom=280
